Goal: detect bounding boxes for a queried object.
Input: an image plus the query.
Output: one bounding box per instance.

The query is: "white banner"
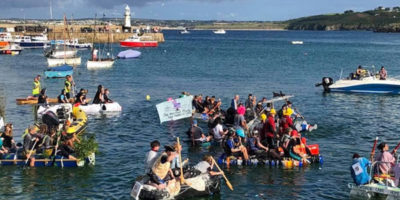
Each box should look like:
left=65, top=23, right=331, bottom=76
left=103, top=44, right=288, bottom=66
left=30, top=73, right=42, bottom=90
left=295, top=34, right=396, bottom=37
left=156, top=96, right=193, bottom=123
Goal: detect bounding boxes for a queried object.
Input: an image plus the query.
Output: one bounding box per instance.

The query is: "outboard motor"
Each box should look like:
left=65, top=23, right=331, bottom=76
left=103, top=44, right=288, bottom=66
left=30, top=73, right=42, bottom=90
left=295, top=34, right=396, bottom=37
left=42, top=111, right=60, bottom=131
left=316, top=77, right=334, bottom=92
left=56, top=106, right=70, bottom=123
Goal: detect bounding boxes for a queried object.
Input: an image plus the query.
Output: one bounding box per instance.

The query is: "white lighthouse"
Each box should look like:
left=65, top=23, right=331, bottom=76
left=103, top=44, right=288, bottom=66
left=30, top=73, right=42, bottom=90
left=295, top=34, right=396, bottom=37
left=124, top=5, right=131, bottom=28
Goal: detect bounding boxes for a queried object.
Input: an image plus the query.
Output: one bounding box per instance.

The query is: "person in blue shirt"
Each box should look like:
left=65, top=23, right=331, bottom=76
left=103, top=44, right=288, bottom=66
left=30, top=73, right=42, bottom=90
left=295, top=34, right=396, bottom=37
left=350, top=153, right=371, bottom=186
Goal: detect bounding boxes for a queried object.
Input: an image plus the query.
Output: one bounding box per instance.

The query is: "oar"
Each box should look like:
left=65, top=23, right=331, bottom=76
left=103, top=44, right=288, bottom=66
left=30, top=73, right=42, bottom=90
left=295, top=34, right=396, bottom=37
left=50, top=133, right=61, bottom=166
left=24, top=139, right=38, bottom=167
left=211, top=157, right=234, bottom=191
left=391, top=141, right=400, bottom=155
left=176, top=137, right=185, bottom=184
left=370, top=137, right=379, bottom=162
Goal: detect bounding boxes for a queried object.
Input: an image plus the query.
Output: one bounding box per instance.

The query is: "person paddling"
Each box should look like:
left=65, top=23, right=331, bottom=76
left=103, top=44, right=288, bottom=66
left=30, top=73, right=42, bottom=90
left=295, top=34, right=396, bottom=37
left=23, top=125, right=39, bottom=167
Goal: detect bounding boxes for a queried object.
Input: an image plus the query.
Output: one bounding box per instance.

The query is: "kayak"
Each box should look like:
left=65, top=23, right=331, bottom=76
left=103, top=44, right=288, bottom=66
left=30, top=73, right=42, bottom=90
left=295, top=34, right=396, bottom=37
left=0, top=152, right=95, bottom=167
left=78, top=102, right=122, bottom=114
left=131, top=168, right=221, bottom=200
left=16, top=97, right=74, bottom=105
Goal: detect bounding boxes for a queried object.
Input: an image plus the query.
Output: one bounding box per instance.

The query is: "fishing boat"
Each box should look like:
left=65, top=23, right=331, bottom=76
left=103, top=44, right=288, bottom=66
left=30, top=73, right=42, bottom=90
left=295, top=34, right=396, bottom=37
left=87, top=19, right=115, bottom=69
left=120, top=35, right=158, bottom=47
left=78, top=102, right=122, bottom=114
left=348, top=161, right=400, bottom=199
left=316, top=69, right=400, bottom=94
left=65, top=38, right=92, bottom=49
left=0, top=43, right=22, bottom=55
left=213, top=29, right=226, bottom=34
left=131, top=169, right=221, bottom=200
left=117, top=49, right=141, bottom=59
left=13, top=33, right=50, bottom=48
left=45, top=64, right=74, bottom=78
left=291, top=41, right=304, bottom=45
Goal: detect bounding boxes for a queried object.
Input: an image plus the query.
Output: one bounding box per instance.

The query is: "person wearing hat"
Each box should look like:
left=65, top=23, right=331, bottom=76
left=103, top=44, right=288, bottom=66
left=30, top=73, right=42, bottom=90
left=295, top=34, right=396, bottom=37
left=23, top=125, right=40, bottom=167
left=350, top=153, right=371, bottom=186
left=189, top=120, right=211, bottom=146
left=376, top=142, right=396, bottom=175
left=149, top=145, right=177, bottom=190
left=262, top=108, right=277, bottom=148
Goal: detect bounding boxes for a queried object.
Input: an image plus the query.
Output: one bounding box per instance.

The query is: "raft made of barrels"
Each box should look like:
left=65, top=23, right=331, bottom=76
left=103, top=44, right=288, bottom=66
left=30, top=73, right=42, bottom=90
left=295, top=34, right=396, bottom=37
left=0, top=152, right=95, bottom=167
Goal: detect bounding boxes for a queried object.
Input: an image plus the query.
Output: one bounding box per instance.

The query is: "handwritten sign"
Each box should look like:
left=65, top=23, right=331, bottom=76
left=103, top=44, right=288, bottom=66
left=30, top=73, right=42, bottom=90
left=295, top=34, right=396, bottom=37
left=156, top=96, right=193, bottom=123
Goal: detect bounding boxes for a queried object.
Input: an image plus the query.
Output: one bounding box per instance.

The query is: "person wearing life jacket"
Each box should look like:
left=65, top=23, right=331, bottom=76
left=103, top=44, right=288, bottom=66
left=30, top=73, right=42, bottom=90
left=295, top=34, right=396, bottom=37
left=262, top=108, right=277, bottom=148
left=350, top=153, right=371, bottom=186
left=288, top=130, right=310, bottom=164
left=149, top=145, right=177, bottom=190
left=64, top=75, right=73, bottom=99
left=376, top=142, right=396, bottom=175
left=32, top=75, right=41, bottom=97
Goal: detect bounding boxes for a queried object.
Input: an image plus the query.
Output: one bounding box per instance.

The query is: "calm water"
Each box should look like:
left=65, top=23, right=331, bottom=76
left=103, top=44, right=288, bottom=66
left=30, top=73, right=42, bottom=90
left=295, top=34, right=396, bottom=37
left=1, top=30, right=400, bottom=199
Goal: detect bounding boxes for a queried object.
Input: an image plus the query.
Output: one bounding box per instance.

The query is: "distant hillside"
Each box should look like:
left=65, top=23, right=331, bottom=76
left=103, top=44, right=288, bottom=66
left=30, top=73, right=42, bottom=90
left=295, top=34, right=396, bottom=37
left=287, top=7, right=400, bottom=32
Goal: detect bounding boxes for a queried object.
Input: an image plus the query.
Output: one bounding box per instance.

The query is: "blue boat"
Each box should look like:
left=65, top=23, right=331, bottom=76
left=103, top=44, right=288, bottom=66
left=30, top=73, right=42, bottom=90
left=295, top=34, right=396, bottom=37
left=45, top=64, right=74, bottom=78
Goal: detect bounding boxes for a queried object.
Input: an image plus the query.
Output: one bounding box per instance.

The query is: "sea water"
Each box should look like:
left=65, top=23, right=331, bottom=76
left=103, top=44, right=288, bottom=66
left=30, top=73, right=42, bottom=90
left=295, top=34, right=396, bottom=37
left=1, top=30, right=400, bottom=199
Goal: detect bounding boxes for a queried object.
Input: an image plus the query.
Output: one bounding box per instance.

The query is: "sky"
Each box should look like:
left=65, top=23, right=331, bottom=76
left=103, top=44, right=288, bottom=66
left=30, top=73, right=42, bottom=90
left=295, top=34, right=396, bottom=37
left=0, top=0, right=399, bottom=21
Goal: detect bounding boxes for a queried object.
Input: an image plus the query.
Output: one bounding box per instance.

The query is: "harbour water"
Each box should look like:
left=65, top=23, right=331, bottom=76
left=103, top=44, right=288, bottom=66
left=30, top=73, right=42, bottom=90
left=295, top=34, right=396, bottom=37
left=1, top=30, right=400, bottom=199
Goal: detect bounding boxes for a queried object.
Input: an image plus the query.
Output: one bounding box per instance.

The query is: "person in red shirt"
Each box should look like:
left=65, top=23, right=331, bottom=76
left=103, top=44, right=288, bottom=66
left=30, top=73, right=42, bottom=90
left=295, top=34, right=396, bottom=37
left=262, top=108, right=277, bottom=148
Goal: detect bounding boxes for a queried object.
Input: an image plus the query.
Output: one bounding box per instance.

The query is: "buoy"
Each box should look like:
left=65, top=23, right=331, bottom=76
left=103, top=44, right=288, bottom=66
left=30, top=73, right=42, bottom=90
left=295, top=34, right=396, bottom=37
left=146, top=95, right=151, bottom=101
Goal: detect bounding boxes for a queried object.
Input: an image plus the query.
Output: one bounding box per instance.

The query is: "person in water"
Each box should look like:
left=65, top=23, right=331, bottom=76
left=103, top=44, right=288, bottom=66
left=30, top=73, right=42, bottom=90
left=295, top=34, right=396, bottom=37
left=350, top=153, right=371, bottom=186
left=37, top=88, right=48, bottom=105
left=376, top=142, right=396, bottom=175
left=58, top=89, right=68, bottom=103
left=32, top=75, right=41, bottom=97
left=149, top=145, right=177, bottom=190
left=93, top=85, right=105, bottom=104
left=64, top=75, right=74, bottom=99
left=194, top=155, right=224, bottom=176
left=379, top=66, right=387, bottom=80
left=189, top=120, right=211, bottom=146
left=104, top=89, right=113, bottom=103
left=145, top=140, right=160, bottom=173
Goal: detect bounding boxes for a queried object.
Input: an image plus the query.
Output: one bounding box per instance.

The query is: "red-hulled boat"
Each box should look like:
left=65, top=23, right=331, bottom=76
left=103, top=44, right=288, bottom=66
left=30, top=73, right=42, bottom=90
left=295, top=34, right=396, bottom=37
left=120, top=35, right=158, bottom=47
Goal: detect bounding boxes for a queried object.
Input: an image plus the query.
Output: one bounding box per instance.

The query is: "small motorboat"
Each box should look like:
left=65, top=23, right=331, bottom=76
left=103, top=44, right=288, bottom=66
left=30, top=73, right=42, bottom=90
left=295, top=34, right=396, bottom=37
left=120, top=35, right=158, bottom=47
left=180, top=28, right=190, bottom=34
left=117, top=49, right=141, bottom=59
left=78, top=102, right=122, bottom=114
left=13, top=34, right=50, bottom=48
left=213, top=29, right=226, bottom=34
left=291, top=41, right=304, bottom=45
left=131, top=168, right=221, bottom=200
left=45, top=64, right=73, bottom=78
left=316, top=69, right=400, bottom=94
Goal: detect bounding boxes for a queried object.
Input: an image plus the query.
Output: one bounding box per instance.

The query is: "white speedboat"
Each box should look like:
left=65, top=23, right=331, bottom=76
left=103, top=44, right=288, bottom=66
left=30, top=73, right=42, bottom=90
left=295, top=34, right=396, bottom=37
left=213, top=29, right=226, bottom=34
left=180, top=28, right=190, bottom=34
left=317, top=70, right=400, bottom=94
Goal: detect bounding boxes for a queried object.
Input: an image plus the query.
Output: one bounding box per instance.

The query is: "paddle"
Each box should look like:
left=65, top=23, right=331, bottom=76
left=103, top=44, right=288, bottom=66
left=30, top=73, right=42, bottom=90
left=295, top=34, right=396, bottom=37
left=50, top=133, right=61, bottom=166
left=176, top=137, right=185, bottom=184
left=391, top=141, right=400, bottom=155
left=24, top=139, right=38, bottom=167
left=370, top=137, right=379, bottom=162
left=211, top=157, right=234, bottom=191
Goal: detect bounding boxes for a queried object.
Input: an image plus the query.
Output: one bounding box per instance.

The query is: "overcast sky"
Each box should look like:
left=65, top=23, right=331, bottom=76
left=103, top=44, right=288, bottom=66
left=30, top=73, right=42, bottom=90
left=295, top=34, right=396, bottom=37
left=0, top=0, right=399, bottom=21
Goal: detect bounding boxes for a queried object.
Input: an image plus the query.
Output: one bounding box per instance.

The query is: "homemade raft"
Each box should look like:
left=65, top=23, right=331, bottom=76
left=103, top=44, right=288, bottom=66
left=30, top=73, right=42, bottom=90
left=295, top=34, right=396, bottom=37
left=0, top=152, right=95, bottom=167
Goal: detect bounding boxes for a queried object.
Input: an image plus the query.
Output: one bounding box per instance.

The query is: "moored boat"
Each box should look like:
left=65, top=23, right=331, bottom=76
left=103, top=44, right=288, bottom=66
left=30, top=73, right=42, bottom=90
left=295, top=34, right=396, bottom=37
left=213, top=29, right=226, bottom=34
left=291, top=41, right=304, bottom=45
left=65, top=38, right=92, bottom=49
left=120, top=35, right=158, bottom=47
left=87, top=59, right=115, bottom=69
left=0, top=43, right=22, bottom=55
left=13, top=33, right=50, bottom=48
left=117, top=49, right=141, bottom=59
left=45, top=64, right=74, bottom=78
left=47, top=57, right=81, bottom=67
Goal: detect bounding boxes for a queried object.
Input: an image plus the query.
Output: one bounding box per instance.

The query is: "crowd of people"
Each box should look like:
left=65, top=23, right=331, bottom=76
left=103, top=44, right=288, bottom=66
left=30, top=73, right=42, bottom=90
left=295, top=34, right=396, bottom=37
left=187, top=93, right=318, bottom=165
left=31, top=75, right=113, bottom=105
